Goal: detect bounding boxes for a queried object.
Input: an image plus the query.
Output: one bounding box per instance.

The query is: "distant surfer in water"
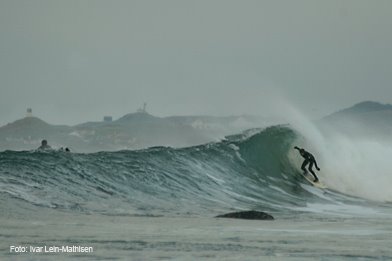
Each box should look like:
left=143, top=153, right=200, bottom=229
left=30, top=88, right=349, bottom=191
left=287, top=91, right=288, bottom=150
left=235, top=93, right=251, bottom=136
left=294, top=146, right=320, bottom=182
left=38, top=139, right=52, bottom=150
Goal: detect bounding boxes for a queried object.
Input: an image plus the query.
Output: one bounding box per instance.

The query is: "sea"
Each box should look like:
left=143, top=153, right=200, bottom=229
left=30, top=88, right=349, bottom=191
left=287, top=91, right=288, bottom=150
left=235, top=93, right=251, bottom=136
left=1, top=125, right=391, bottom=260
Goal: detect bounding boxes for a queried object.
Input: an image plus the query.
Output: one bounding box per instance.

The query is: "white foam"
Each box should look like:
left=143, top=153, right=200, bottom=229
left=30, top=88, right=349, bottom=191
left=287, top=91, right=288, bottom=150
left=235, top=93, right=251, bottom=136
left=275, top=101, right=392, bottom=202
left=294, top=202, right=386, bottom=218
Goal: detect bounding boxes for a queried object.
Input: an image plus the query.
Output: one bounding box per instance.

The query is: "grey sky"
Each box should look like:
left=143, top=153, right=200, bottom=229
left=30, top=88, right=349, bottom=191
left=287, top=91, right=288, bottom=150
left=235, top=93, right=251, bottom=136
left=1, top=0, right=391, bottom=125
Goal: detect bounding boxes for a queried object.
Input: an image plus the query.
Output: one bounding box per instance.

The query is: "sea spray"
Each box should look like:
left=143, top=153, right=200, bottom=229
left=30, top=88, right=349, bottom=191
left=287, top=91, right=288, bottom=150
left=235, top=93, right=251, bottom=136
left=276, top=102, right=392, bottom=202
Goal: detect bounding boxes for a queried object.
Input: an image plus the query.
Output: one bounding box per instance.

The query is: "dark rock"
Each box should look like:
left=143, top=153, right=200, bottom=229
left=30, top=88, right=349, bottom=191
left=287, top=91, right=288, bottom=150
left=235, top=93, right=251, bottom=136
left=216, top=210, right=274, bottom=220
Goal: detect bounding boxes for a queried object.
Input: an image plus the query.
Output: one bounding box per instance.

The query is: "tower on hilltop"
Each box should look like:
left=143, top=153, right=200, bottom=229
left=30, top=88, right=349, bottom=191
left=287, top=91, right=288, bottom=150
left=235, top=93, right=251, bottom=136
left=137, top=102, right=147, bottom=113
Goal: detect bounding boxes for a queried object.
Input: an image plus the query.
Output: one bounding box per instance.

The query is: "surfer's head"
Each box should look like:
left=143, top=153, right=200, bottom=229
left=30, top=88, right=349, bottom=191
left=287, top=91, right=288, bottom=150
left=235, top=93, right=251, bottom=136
left=41, top=140, right=47, bottom=146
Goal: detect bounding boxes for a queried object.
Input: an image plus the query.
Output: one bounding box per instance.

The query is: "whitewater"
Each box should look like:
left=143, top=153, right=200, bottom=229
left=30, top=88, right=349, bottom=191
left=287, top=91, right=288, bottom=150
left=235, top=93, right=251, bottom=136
left=1, top=125, right=392, bottom=260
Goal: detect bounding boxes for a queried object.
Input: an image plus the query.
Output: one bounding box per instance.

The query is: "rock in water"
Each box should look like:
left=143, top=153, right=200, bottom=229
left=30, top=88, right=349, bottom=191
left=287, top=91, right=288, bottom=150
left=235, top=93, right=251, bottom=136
left=215, top=210, right=274, bottom=220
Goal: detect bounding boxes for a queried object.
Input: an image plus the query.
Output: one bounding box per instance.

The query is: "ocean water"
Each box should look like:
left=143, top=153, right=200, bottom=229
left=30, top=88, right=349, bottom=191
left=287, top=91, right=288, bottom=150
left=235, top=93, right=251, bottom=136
left=1, top=126, right=391, bottom=260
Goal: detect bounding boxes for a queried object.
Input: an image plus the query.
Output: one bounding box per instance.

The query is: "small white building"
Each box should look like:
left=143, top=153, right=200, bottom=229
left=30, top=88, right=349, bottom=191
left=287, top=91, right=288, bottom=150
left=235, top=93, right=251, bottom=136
left=103, top=116, right=113, bottom=122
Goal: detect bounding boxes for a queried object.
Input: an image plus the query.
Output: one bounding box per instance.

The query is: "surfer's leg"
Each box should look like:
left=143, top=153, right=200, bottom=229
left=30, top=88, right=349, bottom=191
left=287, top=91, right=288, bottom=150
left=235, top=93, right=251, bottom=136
left=301, top=160, right=309, bottom=174
left=308, top=162, right=319, bottom=182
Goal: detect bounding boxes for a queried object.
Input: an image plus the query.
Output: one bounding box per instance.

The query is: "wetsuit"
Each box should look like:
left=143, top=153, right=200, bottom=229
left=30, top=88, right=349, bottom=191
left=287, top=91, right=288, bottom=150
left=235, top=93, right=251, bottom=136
left=294, top=147, right=320, bottom=182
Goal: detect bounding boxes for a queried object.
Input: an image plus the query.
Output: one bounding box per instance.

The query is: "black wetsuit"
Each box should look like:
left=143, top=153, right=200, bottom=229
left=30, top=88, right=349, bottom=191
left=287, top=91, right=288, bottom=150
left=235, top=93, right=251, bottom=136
left=295, top=147, right=320, bottom=182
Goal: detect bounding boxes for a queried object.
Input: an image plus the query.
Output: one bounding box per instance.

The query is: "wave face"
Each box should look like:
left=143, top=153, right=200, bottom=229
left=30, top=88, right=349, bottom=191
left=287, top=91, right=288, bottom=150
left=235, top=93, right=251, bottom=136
left=0, top=126, right=378, bottom=217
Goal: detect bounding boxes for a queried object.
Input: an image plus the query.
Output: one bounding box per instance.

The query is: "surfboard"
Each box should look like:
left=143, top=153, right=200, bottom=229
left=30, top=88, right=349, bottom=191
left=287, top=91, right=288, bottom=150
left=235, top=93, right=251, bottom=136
left=300, top=172, right=327, bottom=189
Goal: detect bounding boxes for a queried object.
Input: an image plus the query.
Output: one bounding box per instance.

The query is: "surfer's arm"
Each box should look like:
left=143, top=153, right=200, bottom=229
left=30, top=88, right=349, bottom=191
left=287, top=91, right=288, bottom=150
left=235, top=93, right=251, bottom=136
left=294, top=146, right=301, bottom=151
left=313, top=159, right=320, bottom=170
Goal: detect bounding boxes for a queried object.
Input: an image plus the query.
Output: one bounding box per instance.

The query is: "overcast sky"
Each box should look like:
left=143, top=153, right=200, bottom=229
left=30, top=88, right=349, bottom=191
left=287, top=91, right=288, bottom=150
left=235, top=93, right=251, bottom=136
left=0, top=0, right=391, bottom=125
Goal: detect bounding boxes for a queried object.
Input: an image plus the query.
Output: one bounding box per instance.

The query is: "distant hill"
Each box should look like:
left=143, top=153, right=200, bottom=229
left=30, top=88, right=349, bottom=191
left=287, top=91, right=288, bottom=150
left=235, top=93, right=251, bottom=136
left=117, top=112, right=163, bottom=124
left=0, top=117, right=69, bottom=136
left=0, top=117, right=73, bottom=151
left=73, top=112, right=210, bottom=150
left=325, top=101, right=392, bottom=117
left=320, top=101, right=392, bottom=138
left=0, top=112, right=271, bottom=152
left=3, top=102, right=390, bottom=152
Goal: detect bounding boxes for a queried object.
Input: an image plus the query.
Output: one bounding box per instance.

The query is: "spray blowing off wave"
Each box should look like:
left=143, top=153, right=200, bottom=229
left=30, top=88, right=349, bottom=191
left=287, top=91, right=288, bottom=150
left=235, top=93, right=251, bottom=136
left=0, top=126, right=383, bottom=217
left=279, top=108, right=392, bottom=202
left=308, top=134, right=392, bottom=202
left=267, top=101, right=392, bottom=202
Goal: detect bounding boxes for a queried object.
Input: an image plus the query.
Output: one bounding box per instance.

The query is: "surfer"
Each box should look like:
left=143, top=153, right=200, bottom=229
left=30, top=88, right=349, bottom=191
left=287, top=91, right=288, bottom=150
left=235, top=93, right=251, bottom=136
left=38, top=139, right=52, bottom=150
left=294, top=146, right=320, bottom=182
